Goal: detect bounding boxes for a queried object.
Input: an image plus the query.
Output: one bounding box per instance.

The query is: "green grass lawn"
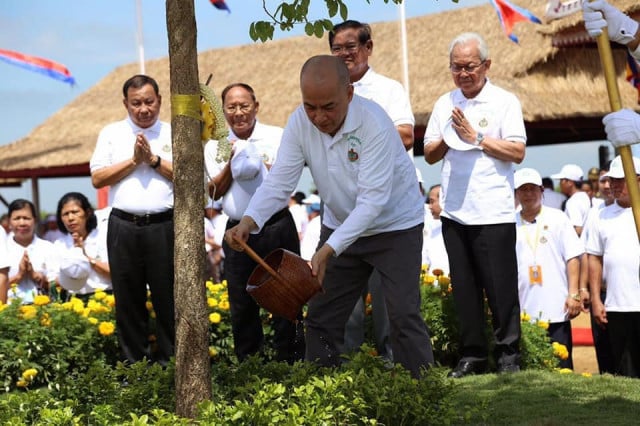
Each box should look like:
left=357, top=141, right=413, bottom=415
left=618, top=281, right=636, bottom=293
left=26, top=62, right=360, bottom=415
left=453, top=370, right=640, bottom=425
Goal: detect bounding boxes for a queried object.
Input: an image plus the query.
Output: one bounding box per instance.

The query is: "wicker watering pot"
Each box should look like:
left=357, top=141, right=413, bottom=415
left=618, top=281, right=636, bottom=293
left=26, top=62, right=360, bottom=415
left=236, top=237, right=323, bottom=322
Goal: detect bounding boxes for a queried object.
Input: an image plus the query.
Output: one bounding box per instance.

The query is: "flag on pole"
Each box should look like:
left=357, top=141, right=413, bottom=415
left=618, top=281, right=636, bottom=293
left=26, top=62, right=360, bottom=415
left=210, top=0, right=230, bottom=13
left=490, top=0, right=542, bottom=43
left=0, top=48, right=75, bottom=86
left=626, top=51, right=640, bottom=105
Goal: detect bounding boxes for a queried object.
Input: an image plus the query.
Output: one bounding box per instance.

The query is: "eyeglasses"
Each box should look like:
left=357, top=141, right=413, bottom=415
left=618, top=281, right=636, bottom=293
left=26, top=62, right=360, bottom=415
left=330, top=43, right=362, bottom=55
left=449, top=60, right=486, bottom=74
left=224, top=103, right=253, bottom=114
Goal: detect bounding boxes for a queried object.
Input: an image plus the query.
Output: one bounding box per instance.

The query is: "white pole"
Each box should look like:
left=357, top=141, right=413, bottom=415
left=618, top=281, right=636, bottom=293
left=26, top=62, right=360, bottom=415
left=398, top=1, right=410, bottom=95
left=135, top=0, right=146, bottom=74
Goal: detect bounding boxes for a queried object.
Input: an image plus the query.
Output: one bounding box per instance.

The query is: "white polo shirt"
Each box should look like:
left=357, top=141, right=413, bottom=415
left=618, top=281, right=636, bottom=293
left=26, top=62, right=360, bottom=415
left=564, top=191, right=591, bottom=229
left=516, top=207, right=584, bottom=323
left=425, top=80, right=527, bottom=225
left=204, top=121, right=283, bottom=221
left=585, top=202, right=640, bottom=312
left=244, top=95, right=424, bottom=256
left=90, top=117, right=173, bottom=215
left=353, top=68, right=414, bottom=127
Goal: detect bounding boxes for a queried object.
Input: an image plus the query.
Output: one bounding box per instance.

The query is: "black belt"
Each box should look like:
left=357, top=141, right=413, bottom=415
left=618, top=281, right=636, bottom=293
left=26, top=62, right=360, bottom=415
left=111, top=207, right=173, bottom=226
left=227, top=208, right=290, bottom=228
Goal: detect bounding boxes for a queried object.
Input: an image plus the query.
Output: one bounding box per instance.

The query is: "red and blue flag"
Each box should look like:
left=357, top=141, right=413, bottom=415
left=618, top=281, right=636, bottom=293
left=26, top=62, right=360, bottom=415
left=490, top=0, right=541, bottom=43
left=210, top=0, right=230, bottom=13
left=0, top=48, right=75, bottom=86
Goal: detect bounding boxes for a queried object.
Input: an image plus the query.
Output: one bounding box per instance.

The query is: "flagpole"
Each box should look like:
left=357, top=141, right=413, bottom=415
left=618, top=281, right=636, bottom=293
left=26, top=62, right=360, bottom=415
left=593, top=13, right=640, bottom=239
left=135, top=0, right=146, bottom=74
left=398, top=1, right=410, bottom=94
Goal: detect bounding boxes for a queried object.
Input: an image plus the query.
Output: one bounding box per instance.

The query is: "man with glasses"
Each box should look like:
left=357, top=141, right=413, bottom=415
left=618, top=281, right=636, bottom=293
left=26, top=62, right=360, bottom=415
left=424, top=32, right=527, bottom=378
left=204, top=83, right=304, bottom=364
left=329, top=19, right=416, bottom=364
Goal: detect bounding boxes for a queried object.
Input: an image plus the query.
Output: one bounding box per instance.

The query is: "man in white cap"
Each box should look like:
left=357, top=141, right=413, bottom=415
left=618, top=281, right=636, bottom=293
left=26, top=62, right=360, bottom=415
left=514, top=168, right=584, bottom=369
left=583, top=1, right=640, bottom=149
left=551, top=164, right=591, bottom=236
left=586, top=155, right=640, bottom=377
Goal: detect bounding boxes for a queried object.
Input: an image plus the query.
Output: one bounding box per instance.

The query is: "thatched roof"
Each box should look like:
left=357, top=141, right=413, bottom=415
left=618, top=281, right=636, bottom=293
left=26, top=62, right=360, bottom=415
left=1, top=0, right=639, bottom=178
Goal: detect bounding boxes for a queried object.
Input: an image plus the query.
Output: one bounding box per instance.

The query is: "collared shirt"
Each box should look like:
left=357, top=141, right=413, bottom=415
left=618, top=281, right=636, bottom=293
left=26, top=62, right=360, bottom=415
left=353, top=68, right=415, bottom=127
left=564, top=191, right=591, bottom=229
left=90, top=117, right=173, bottom=215
left=585, top=202, right=640, bottom=311
left=204, top=121, right=283, bottom=221
left=6, top=236, right=58, bottom=304
left=244, top=95, right=424, bottom=256
left=425, top=80, right=527, bottom=225
left=516, top=207, right=584, bottom=323
left=54, top=228, right=111, bottom=295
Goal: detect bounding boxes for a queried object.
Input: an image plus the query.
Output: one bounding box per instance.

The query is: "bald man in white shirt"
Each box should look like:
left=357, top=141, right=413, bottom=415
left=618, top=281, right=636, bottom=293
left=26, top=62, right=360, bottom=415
left=225, top=55, right=433, bottom=378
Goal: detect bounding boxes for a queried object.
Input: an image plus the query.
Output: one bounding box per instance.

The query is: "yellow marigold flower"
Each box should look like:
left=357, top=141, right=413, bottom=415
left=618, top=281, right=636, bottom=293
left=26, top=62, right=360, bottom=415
left=22, top=368, right=38, bottom=381
left=150, top=310, right=156, bottom=319
left=16, top=379, right=28, bottom=388
left=537, top=320, right=550, bottom=330
left=88, top=317, right=99, bottom=325
left=438, top=276, right=451, bottom=286
left=558, top=368, right=573, bottom=374
left=219, top=300, right=230, bottom=311
left=104, top=295, right=116, bottom=307
left=520, top=312, right=531, bottom=322
left=209, top=346, right=218, bottom=358
left=207, top=297, right=218, bottom=308
left=145, top=301, right=154, bottom=311
left=0, top=303, right=7, bottom=313
left=421, top=264, right=429, bottom=273
left=205, top=280, right=214, bottom=290
left=552, top=342, right=569, bottom=360
left=94, top=290, right=106, bottom=301
left=424, top=275, right=436, bottom=285
left=98, top=321, right=115, bottom=336
left=40, top=313, right=51, bottom=327
left=33, top=294, right=50, bottom=306
left=581, top=372, right=592, bottom=378
left=19, top=305, right=37, bottom=320
left=209, top=312, right=222, bottom=324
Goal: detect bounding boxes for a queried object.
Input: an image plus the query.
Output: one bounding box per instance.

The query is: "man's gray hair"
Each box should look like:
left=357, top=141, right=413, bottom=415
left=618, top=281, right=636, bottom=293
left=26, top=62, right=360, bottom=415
left=449, top=32, right=489, bottom=61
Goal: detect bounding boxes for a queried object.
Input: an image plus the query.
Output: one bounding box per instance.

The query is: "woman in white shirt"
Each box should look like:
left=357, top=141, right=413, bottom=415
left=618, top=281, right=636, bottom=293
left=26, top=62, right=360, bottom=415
left=3, top=199, right=57, bottom=304
left=54, top=192, right=111, bottom=299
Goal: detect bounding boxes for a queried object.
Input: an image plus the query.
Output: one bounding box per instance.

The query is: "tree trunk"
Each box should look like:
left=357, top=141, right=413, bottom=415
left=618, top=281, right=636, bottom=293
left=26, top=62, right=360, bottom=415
left=166, top=0, right=211, bottom=418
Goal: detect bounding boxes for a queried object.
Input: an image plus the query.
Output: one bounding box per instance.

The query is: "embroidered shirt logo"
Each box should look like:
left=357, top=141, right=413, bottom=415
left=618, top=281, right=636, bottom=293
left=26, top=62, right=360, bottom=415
left=347, top=135, right=362, bottom=163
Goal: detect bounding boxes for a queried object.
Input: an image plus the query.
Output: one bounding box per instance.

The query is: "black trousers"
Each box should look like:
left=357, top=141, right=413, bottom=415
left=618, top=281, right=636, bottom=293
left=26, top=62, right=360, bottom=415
left=591, top=290, right=615, bottom=374
left=607, top=311, right=640, bottom=378
left=548, top=321, right=573, bottom=369
left=107, top=212, right=175, bottom=365
left=442, top=217, right=521, bottom=367
left=223, top=209, right=305, bottom=363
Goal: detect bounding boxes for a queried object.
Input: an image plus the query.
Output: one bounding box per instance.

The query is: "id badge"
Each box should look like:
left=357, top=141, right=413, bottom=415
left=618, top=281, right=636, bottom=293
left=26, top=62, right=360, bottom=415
left=529, top=265, right=543, bottom=285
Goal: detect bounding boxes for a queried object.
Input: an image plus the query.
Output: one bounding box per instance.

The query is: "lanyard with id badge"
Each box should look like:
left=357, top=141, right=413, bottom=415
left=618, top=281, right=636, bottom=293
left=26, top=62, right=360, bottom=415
left=521, top=211, right=544, bottom=286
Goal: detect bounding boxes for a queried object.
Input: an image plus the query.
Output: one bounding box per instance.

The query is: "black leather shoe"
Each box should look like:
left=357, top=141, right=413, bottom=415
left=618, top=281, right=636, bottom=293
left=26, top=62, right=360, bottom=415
left=497, top=363, right=520, bottom=374
left=448, top=360, right=488, bottom=378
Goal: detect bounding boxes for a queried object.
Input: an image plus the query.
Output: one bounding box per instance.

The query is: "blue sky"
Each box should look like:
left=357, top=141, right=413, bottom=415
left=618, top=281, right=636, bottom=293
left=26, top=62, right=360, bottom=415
left=0, top=0, right=617, bottom=213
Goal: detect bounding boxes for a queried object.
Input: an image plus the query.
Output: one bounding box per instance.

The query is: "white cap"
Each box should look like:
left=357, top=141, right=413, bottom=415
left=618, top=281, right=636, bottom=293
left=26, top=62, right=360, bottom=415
left=58, top=255, right=91, bottom=292
left=604, top=155, right=640, bottom=179
left=514, top=168, right=542, bottom=189
left=302, top=194, right=321, bottom=205
left=550, top=164, right=583, bottom=182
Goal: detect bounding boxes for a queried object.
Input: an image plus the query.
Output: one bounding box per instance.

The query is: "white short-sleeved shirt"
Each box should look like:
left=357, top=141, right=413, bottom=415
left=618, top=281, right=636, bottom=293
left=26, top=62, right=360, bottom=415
left=422, top=218, right=449, bottom=275
left=204, top=121, right=282, bottom=221
left=54, top=228, right=111, bottom=295
left=300, top=215, right=321, bottom=261
left=425, top=80, right=527, bottom=225
left=585, top=202, right=640, bottom=311
left=564, top=191, right=591, bottom=229
left=90, top=117, right=173, bottom=214
left=244, top=95, right=424, bottom=256
left=516, top=207, right=584, bottom=323
left=353, top=68, right=414, bottom=127
left=6, top=236, right=58, bottom=304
